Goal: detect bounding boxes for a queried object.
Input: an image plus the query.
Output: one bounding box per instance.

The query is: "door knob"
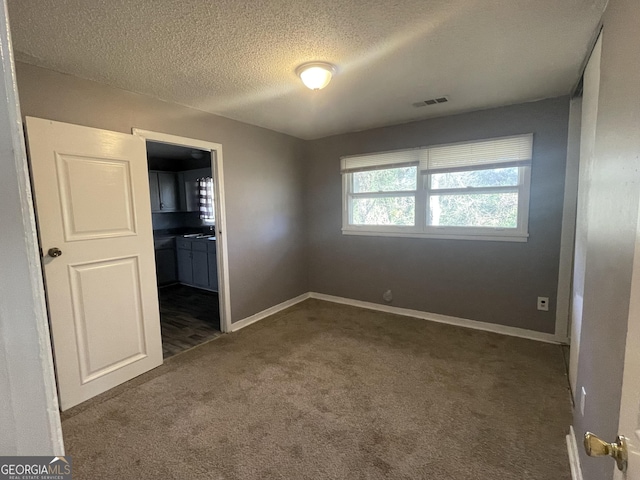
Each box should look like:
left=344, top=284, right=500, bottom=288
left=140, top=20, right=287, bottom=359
left=584, top=432, right=628, bottom=472
left=47, top=247, right=63, bottom=258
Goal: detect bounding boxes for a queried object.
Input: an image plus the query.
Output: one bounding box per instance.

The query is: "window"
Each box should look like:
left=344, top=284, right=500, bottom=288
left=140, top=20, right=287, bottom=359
left=198, top=177, right=215, bottom=224
left=342, top=134, right=533, bottom=241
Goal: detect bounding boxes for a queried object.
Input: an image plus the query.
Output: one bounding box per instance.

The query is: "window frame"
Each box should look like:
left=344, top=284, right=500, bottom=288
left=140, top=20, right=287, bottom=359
left=341, top=138, right=532, bottom=242
left=345, top=165, right=421, bottom=233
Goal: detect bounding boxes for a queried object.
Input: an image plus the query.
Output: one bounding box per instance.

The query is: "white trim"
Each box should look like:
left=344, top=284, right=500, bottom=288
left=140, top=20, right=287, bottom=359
left=556, top=97, right=582, bottom=342
left=133, top=129, right=223, bottom=152
left=567, top=426, right=584, bottom=480
left=131, top=129, right=232, bottom=334
left=309, top=292, right=564, bottom=344
left=342, top=229, right=528, bottom=243
left=228, top=290, right=568, bottom=342
left=230, top=293, right=311, bottom=332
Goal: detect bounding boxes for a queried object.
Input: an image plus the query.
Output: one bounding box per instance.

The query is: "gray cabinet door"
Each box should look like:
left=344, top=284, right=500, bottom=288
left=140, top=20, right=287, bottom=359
left=176, top=239, right=216, bottom=291
left=192, top=250, right=209, bottom=288
left=157, top=172, right=179, bottom=212
left=149, top=172, right=161, bottom=212
left=155, top=249, right=177, bottom=285
left=177, top=172, right=188, bottom=211
left=177, top=248, right=193, bottom=284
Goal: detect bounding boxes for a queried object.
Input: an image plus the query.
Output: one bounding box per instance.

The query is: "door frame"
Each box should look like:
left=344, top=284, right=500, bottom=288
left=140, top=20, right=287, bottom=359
left=132, top=129, right=232, bottom=333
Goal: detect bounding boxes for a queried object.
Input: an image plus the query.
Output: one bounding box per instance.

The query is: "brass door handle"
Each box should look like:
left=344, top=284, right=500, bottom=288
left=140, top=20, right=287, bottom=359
left=584, top=432, right=628, bottom=472
left=47, top=247, right=63, bottom=258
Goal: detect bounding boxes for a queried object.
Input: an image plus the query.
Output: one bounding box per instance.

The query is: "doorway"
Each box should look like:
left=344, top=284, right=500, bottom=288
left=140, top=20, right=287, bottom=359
left=134, top=129, right=232, bottom=342
left=145, top=141, right=222, bottom=358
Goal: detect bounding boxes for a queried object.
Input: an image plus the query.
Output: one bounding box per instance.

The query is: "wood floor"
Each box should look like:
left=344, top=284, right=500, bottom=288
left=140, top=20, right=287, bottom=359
left=158, top=284, right=221, bottom=358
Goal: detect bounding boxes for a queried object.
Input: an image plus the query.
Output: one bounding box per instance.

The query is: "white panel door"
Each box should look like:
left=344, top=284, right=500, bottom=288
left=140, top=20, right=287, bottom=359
left=26, top=117, right=162, bottom=411
left=614, top=177, right=640, bottom=480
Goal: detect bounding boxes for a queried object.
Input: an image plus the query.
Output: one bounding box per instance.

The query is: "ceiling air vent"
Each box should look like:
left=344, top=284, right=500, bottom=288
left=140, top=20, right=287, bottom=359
left=413, top=96, right=449, bottom=108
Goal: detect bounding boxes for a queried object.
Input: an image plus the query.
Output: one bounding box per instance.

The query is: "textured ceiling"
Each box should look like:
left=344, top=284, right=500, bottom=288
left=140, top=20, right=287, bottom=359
left=8, top=0, right=606, bottom=139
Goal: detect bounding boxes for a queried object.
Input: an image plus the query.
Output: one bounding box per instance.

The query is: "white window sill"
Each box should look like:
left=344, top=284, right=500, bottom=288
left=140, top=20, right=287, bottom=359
left=342, top=229, right=529, bottom=243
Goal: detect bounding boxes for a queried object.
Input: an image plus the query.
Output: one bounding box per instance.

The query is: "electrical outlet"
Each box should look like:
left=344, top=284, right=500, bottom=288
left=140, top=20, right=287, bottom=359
left=383, top=290, right=393, bottom=303
left=580, top=387, right=587, bottom=416
left=537, top=296, right=549, bottom=311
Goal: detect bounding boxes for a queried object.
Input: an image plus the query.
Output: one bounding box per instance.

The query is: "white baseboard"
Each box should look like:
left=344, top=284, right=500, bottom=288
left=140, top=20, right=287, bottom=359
left=309, top=292, right=564, bottom=344
left=567, top=426, right=584, bottom=480
left=230, top=293, right=310, bottom=332
left=229, top=291, right=566, bottom=344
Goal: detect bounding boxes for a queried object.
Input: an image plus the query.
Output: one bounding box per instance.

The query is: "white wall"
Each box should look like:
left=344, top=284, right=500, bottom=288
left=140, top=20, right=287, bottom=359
left=0, top=0, right=63, bottom=455
left=565, top=96, right=583, bottom=395
left=573, top=1, right=640, bottom=476
left=560, top=95, right=582, bottom=363
left=569, top=36, right=601, bottom=399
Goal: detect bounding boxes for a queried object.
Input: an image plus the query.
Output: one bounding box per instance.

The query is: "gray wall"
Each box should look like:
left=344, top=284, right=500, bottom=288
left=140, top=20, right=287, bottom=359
left=573, top=0, right=640, bottom=478
left=15, top=62, right=572, bottom=335
left=306, top=97, right=570, bottom=333
left=15, top=62, right=308, bottom=323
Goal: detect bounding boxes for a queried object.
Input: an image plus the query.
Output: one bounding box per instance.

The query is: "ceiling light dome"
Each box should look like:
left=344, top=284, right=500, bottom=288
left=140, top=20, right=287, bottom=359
left=296, top=62, right=336, bottom=90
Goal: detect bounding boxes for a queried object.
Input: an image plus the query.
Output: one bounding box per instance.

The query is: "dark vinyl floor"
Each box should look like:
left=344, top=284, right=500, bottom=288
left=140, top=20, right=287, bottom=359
left=158, top=284, right=221, bottom=358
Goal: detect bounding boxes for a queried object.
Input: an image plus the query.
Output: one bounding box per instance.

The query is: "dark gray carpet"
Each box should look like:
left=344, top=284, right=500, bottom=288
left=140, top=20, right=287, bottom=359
left=62, top=299, right=572, bottom=479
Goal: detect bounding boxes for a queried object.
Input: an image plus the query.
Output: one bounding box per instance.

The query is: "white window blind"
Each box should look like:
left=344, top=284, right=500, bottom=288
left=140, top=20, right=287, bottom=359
left=340, top=149, right=420, bottom=173
left=340, top=134, right=533, bottom=175
left=420, top=134, right=533, bottom=174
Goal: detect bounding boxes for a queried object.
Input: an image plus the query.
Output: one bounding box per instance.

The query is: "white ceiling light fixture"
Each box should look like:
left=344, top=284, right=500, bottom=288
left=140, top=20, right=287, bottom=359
left=296, top=62, right=336, bottom=90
